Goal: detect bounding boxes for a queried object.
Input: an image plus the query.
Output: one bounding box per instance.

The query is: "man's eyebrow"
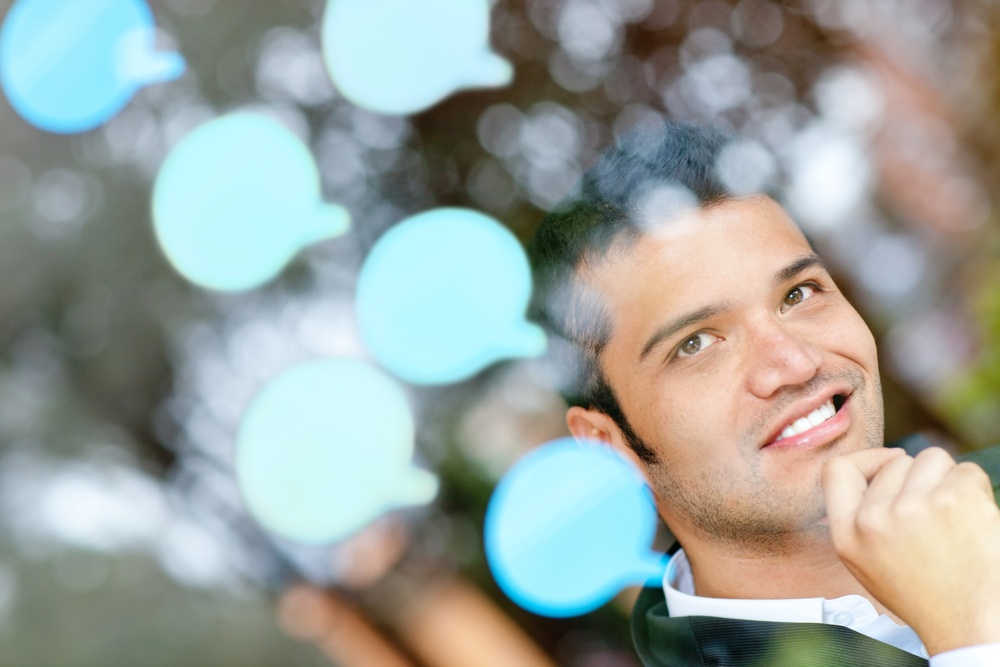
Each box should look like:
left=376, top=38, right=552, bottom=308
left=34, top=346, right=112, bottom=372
left=638, top=303, right=728, bottom=363
left=775, top=254, right=827, bottom=286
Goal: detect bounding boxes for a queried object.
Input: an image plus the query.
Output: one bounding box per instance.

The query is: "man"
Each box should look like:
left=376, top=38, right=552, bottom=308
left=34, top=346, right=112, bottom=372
left=529, top=123, right=1000, bottom=665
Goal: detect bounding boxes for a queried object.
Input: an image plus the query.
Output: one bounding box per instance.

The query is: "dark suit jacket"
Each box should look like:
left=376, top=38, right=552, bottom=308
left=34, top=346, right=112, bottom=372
left=629, top=441, right=1000, bottom=666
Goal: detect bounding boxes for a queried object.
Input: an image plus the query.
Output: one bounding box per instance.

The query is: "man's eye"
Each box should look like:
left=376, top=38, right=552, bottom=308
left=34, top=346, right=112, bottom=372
left=782, top=283, right=818, bottom=310
left=676, top=332, right=719, bottom=358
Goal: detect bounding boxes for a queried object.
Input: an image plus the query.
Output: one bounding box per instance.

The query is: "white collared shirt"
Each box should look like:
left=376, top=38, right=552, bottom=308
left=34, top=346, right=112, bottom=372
left=662, top=549, right=1000, bottom=666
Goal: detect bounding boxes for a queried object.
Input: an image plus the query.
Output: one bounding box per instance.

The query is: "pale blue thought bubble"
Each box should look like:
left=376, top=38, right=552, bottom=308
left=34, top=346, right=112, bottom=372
left=236, top=357, right=438, bottom=545
left=152, top=113, right=350, bottom=291
left=0, top=0, right=185, bottom=133
left=321, top=0, right=512, bottom=115
left=356, top=208, right=546, bottom=385
left=484, top=437, right=666, bottom=617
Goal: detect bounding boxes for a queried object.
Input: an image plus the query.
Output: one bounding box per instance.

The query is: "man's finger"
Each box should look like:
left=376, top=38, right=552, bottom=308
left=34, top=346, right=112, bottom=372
left=897, top=447, right=955, bottom=499
left=822, top=447, right=905, bottom=528
left=862, top=453, right=914, bottom=505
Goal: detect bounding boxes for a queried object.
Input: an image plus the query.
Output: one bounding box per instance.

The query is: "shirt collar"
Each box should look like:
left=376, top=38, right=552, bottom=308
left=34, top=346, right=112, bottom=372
left=662, top=548, right=827, bottom=624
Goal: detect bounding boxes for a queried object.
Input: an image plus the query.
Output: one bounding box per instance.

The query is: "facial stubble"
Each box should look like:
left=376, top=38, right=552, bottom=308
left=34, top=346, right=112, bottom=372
left=646, top=368, right=884, bottom=556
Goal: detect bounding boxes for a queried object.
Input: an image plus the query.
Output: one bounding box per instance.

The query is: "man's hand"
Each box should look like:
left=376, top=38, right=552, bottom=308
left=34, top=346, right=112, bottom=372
left=822, top=446, right=1000, bottom=655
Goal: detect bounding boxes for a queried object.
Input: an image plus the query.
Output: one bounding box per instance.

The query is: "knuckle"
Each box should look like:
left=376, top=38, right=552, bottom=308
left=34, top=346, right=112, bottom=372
left=956, top=461, right=989, bottom=482
left=931, top=489, right=961, bottom=511
left=913, top=446, right=955, bottom=472
left=916, top=446, right=953, bottom=463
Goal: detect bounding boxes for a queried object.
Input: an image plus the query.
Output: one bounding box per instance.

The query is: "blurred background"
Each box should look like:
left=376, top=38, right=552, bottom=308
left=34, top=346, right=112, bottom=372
left=1, top=0, right=1000, bottom=665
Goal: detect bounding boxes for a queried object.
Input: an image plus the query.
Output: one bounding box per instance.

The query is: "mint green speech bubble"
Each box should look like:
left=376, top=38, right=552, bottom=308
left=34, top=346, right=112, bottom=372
left=152, top=113, right=350, bottom=291
left=356, top=208, right=547, bottom=385
left=321, top=0, right=512, bottom=115
left=485, top=438, right=666, bottom=617
left=236, top=358, right=438, bottom=545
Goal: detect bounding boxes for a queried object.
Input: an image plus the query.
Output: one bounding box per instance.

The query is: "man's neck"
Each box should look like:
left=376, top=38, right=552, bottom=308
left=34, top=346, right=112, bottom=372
left=679, top=534, right=904, bottom=624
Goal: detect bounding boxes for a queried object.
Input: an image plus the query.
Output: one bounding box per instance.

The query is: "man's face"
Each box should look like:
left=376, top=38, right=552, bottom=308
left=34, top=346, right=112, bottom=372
left=579, top=196, right=884, bottom=552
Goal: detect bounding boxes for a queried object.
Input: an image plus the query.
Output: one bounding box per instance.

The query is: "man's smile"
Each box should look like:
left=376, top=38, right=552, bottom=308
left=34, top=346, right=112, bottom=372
left=762, top=392, right=852, bottom=451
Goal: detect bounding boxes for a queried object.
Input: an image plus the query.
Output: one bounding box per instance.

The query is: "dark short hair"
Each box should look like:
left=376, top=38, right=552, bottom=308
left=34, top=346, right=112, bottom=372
left=529, top=122, right=769, bottom=464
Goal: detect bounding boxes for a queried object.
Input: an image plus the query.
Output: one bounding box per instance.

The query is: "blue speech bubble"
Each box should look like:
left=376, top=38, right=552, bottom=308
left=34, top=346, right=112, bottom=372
left=152, top=113, right=350, bottom=291
left=0, top=0, right=185, bottom=133
left=321, top=0, right=512, bottom=115
left=236, top=357, right=438, bottom=545
left=356, top=208, right=546, bottom=385
left=484, top=437, right=666, bottom=617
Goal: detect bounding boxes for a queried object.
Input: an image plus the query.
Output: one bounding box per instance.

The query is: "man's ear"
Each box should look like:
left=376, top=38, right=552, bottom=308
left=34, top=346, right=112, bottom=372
left=566, top=406, right=649, bottom=475
left=566, top=405, right=619, bottom=444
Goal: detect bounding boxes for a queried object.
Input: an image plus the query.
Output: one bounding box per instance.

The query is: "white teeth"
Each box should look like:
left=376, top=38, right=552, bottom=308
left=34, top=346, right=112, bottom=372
left=793, top=417, right=812, bottom=432
left=773, top=399, right=837, bottom=441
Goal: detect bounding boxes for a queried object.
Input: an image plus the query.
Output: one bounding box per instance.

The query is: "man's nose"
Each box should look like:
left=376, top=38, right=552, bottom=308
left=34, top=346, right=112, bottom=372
left=744, top=317, right=823, bottom=398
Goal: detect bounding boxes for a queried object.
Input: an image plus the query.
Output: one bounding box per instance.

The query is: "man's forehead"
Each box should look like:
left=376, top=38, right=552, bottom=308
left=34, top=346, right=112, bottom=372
left=584, top=197, right=809, bottom=288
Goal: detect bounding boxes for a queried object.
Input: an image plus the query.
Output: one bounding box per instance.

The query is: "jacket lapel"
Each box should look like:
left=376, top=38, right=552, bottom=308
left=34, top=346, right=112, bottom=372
left=632, top=586, right=929, bottom=666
